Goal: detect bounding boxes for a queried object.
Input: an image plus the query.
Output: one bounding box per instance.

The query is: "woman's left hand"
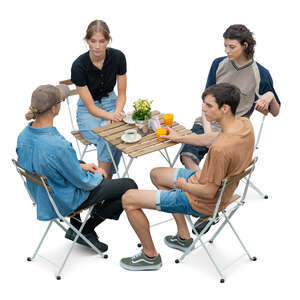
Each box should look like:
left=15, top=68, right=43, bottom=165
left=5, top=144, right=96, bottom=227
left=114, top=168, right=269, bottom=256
left=255, top=98, right=270, bottom=111
left=111, top=111, right=125, bottom=122
left=255, top=92, right=274, bottom=112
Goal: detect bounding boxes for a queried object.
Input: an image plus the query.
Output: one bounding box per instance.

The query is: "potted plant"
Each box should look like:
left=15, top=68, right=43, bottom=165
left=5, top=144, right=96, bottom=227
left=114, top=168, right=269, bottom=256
left=132, top=98, right=153, bottom=133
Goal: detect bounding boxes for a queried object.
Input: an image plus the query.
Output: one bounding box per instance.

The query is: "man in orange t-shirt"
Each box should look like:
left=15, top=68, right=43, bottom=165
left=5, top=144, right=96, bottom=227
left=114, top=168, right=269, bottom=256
left=120, top=83, right=254, bottom=271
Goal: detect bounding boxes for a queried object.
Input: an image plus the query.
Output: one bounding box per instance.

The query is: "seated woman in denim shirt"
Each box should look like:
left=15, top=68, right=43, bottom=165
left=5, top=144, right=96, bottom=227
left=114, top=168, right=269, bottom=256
left=17, top=84, right=137, bottom=252
left=71, top=20, right=127, bottom=178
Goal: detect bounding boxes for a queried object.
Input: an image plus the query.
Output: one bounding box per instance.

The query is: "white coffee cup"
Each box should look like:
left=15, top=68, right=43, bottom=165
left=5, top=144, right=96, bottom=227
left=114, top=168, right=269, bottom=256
left=124, top=129, right=137, bottom=141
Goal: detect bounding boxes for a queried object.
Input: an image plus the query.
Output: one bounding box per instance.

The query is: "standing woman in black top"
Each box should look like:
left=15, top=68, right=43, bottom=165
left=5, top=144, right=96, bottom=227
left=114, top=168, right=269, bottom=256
left=71, top=20, right=126, bottom=178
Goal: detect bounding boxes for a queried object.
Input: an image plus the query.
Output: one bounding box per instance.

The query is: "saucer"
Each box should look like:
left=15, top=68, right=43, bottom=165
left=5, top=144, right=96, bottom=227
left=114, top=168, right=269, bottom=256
left=123, top=115, right=135, bottom=124
left=121, top=133, right=142, bottom=143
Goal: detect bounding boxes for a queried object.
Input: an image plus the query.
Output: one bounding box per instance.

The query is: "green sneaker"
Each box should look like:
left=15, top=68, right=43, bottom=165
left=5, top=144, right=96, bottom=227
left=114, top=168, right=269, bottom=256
left=120, top=251, right=162, bottom=271
left=164, top=234, right=194, bottom=252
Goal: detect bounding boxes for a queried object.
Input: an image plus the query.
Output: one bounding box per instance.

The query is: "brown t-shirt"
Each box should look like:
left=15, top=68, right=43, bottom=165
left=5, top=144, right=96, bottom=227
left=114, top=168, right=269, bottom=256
left=185, top=117, right=254, bottom=216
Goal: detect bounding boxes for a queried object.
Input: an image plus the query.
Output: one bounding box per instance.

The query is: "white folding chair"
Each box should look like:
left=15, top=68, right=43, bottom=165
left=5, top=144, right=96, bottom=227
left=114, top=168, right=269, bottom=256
left=246, top=109, right=269, bottom=198
left=175, top=157, right=258, bottom=283
left=12, top=159, right=108, bottom=280
left=59, top=79, right=97, bottom=160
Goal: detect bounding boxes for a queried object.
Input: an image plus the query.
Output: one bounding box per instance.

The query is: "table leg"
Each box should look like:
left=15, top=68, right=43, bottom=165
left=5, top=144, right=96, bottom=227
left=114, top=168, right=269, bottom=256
left=105, top=141, right=120, bottom=178
left=122, top=158, right=134, bottom=178
left=170, top=144, right=184, bottom=167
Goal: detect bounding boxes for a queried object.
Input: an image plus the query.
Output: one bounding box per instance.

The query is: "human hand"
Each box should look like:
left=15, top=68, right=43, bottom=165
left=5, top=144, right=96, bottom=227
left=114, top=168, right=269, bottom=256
left=254, top=92, right=273, bottom=113
left=111, top=111, right=126, bottom=122
left=254, top=98, right=269, bottom=111
left=95, top=167, right=108, bottom=178
left=160, top=127, right=181, bottom=142
left=175, top=177, right=187, bottom=190
left=80, top=163, right=99, bottom=174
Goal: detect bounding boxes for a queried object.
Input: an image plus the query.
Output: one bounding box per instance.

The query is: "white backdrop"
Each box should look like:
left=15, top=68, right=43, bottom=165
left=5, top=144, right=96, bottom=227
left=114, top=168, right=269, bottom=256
left=1, top=0, right=299, bottom=298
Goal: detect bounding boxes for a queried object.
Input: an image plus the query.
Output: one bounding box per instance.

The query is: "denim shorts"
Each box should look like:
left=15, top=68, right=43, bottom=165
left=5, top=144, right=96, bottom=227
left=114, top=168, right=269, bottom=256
left=76, top=91, right=122, bottom=174
left=155, top=168, right=207, bottom=217
left=180, top=123, right=209, bottom=165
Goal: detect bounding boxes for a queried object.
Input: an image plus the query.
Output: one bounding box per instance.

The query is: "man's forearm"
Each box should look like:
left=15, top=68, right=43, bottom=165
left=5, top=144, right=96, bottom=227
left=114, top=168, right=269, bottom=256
left=181, top=181, right=216, bottom=199
left=180, top=132, right=219, bottom=147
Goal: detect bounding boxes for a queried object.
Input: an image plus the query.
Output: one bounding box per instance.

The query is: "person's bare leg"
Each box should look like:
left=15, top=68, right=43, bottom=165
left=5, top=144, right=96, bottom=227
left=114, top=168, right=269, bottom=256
left=172, top=213, right=190, bottom=239
left=150, top=167, right=177, bottom=189
left=98, top=161, right=113, bottom=179
left=181, top=155, right=200, bottom=171
left=122, top=190, right=158, bottom=257
left=150, top=167, right=191, bottom=239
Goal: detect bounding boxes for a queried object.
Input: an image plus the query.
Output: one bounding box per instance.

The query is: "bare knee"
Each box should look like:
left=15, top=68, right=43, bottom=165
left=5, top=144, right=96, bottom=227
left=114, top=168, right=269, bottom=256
left=150, top=167, right=159, bottom=185
left=181, top=155, right=192, bottom=167
left=122, top=189, right=138, bottom=211
left=181, top=155, right=199, bottom=171
left=150, top=167, right=169, bottom=187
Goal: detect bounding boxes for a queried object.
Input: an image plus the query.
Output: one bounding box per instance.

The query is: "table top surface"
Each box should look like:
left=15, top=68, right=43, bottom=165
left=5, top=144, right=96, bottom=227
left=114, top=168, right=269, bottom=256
left=92, top=110, right=193, bottom=158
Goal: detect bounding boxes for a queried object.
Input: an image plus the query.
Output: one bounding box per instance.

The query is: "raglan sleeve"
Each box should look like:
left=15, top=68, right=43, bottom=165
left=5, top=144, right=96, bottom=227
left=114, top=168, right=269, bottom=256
left=257, top=66, right=281, bottom=105
left=205, top=58, right=221, bottom=89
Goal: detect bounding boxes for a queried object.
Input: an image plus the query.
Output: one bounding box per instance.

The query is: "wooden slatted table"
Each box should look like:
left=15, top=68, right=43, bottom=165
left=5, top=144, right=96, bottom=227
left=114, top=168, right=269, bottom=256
left=92, top=110, right=193, bottom=177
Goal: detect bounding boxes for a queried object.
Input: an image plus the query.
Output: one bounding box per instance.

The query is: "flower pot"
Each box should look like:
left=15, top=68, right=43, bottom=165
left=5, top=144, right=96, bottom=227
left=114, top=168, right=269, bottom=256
left=135, top=119, right=149, bottom=134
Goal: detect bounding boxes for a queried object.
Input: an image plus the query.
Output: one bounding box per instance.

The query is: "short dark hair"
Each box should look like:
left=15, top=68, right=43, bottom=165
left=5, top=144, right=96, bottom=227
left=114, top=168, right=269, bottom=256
left=223, top=24, right=256, bottom=59
left=202, top=83, right=240, bottom=115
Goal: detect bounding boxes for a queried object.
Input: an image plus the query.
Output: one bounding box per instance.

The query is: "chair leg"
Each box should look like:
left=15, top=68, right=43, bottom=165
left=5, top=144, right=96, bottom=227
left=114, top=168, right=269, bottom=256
left=55, top=209, right=107, bottom=279
left=209, top=214, right=229, bottom=244
left=176, top=216, right=226, bottom=283
left=171, top=144, right=184, bottom=167
left=248, top=180, right=268, bottom=199
left=209, top=207, right=241, bottom=244
left=224, top=215, right=257, bottom=261
left=27, top=221, right=53, bottom=261
left=80, top=145, right=88, bottom=160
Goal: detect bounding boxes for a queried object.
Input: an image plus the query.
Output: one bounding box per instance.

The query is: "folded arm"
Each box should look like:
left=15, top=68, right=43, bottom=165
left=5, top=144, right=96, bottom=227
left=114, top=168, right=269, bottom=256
left=255, top=91, right=280, bottom=117
left=76, top=86, right=124, bottom=122
left=175, top=177, right=218, bottom=200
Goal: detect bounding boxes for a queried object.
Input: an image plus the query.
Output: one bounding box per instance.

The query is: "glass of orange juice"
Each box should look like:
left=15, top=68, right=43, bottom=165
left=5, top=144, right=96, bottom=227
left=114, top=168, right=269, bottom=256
left=156, top=128, right=168, bottom=140
left=163, top=113, right=174, bottom=126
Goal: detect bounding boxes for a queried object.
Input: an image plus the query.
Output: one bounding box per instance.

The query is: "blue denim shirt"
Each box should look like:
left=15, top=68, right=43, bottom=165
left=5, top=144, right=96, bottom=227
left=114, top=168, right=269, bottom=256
left=16, top=123, right=103, bottom=221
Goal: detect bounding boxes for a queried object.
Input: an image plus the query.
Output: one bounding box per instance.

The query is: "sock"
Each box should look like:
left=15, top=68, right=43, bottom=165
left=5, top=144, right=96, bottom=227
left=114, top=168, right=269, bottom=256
left=82, top=215, right=105, bottom=234
left=70, top=214, right=82, bottom=230
left=178, top=235, right=188, bottom=241
left=143, top=251, right=155, bottom=259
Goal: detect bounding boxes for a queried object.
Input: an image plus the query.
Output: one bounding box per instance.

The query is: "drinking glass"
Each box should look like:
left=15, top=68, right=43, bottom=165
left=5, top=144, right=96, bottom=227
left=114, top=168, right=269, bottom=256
left=163, top=113, right=174, bottom=126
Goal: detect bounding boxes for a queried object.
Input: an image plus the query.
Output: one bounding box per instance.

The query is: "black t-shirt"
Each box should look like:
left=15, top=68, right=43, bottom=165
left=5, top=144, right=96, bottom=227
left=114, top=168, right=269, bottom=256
left=71, top=47, right=126, bottom=101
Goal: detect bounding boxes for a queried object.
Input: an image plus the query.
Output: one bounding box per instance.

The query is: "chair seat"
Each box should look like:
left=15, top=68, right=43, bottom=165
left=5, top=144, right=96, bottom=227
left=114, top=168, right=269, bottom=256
left=68, top=205, right=92, bottom=218
left=226, top=193, right=241, bottom=207
left=71, top=130, right=92, bottom=146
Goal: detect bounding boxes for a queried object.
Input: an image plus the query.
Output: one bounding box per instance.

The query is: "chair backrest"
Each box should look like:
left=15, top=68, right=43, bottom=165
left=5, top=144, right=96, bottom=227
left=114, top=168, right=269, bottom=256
left=222, top=157, right=257, bottom=190
left=212, top=157, right=258, bottom=217
left=59, top=79, right=78, bottom=131
left=254, top=108, right=268, bottom=150
left=59, top=79, right=78, bottom=97
left=12, top=159, right=52, bottom=193
left=12, top=159, right=65, bottom=219
left=59, top=79, right=83, bottom=155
